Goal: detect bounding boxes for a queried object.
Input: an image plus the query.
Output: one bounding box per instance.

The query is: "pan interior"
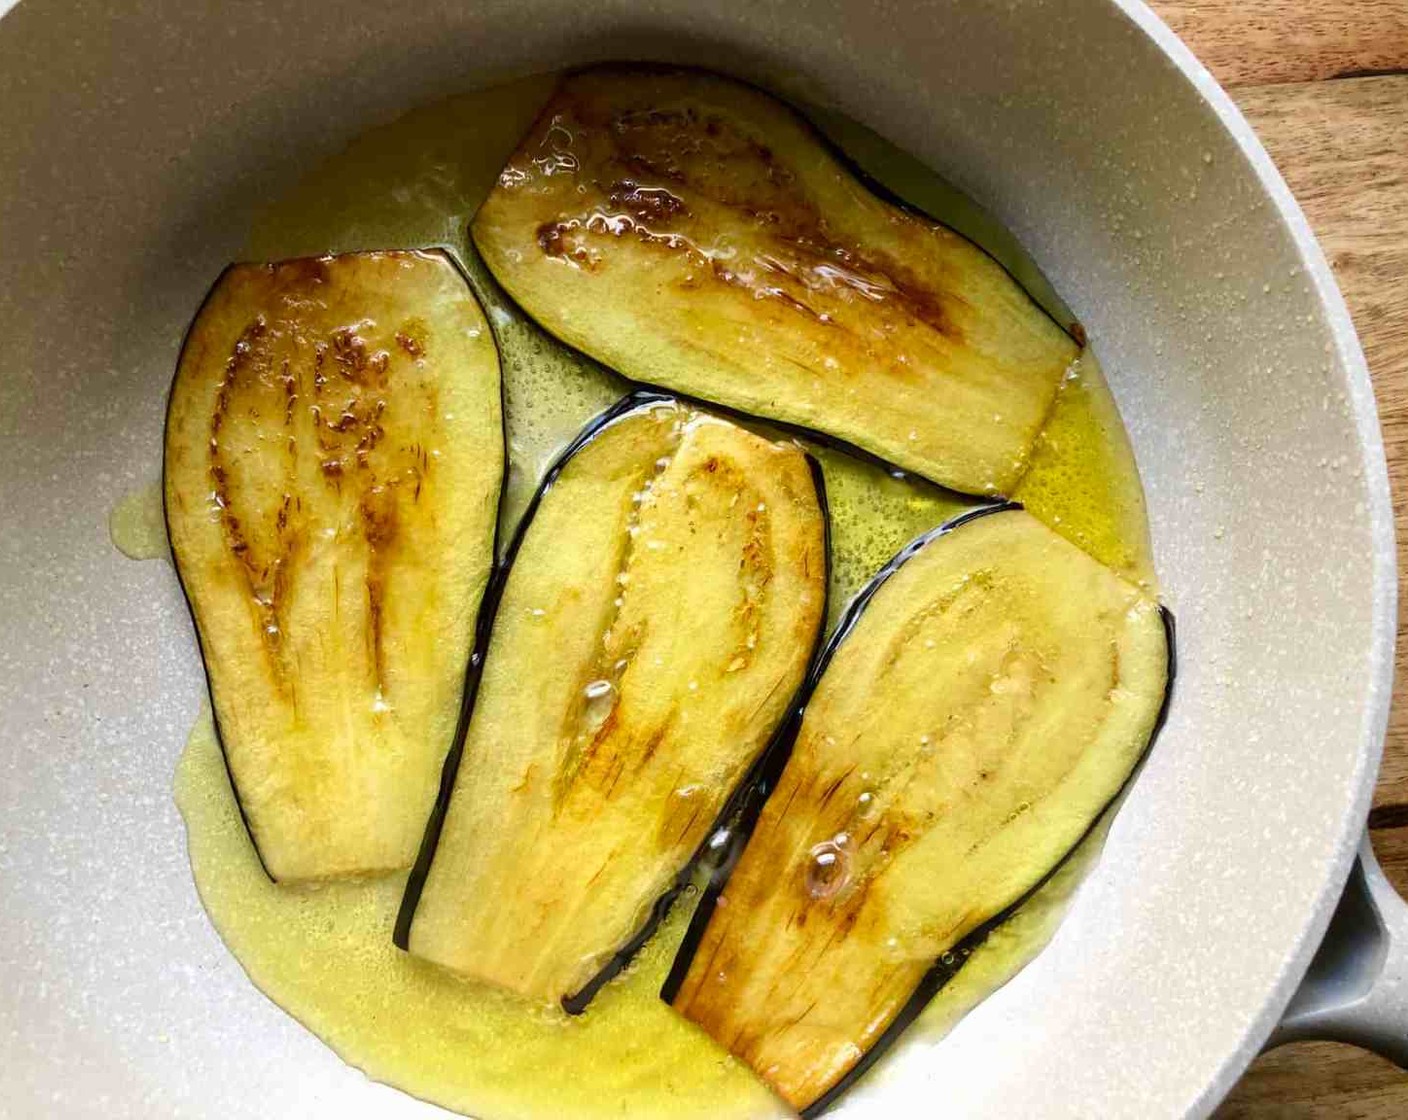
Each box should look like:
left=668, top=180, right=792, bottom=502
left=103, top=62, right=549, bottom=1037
left=0, top=2, right=1390, bottom=1117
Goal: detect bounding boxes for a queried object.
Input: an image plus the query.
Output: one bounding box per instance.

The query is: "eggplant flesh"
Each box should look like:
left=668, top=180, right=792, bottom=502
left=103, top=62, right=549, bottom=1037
left=667, top=507, right=1169, bottom=1111
left=164, top=250, right=503, bottom=883
left=472, top=65, right=1078, bottom=497
left=399, top=400, right=828, bottom=1008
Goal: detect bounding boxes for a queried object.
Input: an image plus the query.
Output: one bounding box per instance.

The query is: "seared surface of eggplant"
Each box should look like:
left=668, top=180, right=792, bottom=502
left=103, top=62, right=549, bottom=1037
left=668, top=507, right=1169, bottom=1110
left=472, top=65, right=1078, bottom=496
left=165, top=250, right=503, bottom=882
left=400, top=400, right=827, bottom=1007
left=158, top=69, right=1172, bottom=1120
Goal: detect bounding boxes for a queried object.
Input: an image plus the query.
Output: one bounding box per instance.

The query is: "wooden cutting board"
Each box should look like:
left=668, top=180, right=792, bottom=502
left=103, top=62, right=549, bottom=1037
left=1150, top=3, right=1408, bottom=1114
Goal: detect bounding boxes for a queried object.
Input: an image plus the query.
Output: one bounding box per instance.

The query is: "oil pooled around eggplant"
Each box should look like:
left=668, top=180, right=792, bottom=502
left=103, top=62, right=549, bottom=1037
left=175, top=708, right=786, bottom=1120
left=109, top=480, right=168, bottom=561
left=151, top=70, right=1160, bottom=1120
left=667, top=508, right=1170, bottom=1110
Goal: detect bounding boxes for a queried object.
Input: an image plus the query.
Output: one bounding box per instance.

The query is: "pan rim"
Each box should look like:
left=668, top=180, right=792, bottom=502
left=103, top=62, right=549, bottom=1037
left=1111, top=1, right=1398, bottom=1114
left=0, top=0, right=1394, bottom=1114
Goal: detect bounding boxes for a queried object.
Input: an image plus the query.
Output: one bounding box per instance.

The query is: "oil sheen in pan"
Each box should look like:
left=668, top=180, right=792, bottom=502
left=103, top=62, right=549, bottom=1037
left=129, top=68, right=1162, bottom=1120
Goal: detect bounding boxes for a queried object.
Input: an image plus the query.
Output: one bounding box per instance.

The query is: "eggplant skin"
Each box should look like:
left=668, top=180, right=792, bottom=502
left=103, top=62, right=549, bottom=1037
left=667, top=507, right=1169, bottom=1111
left=164, top=251, right=503, bottom=883
left=472, top=64, right=1078, bottom=496
left=400, top=399, right=827, bottom=1008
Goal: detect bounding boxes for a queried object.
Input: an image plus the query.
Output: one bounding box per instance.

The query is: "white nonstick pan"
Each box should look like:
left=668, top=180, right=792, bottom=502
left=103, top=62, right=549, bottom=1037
left=0, top=0, right=1401, bottom=1116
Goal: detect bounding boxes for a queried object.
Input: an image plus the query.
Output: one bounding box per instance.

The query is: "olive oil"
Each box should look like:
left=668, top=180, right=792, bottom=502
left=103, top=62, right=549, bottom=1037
left=176, top=710, right=784, bottom=1120
left=1016, top=359, right=1156, bottom=589
left=156, top=69, right=1159, bottom=1119
left=108, top=480, right=167, bottom=560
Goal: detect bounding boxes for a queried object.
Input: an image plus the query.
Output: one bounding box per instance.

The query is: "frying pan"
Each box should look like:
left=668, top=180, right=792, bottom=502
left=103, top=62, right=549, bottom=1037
left=0, top=0, right=1401, bottom=1115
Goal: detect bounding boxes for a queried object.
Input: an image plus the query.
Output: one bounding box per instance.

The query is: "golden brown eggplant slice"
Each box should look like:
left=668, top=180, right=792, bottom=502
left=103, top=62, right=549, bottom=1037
left=164, top=250, right=503, bottom=882
left=397, top=398, right=827, bottom=1008
left=666, top=507, right=1169, bottom=1111
left=472, top=65, right=1078, bottom=495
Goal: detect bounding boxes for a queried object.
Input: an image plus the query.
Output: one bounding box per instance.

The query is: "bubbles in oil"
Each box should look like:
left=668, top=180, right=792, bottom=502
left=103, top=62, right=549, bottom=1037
left=581, top=678, right=617, bottom=734
left=700, top=826, right=738, bottom=874
left=804, top=838, right=851, bottom=900
left=178, top=64, right=1164, bottom=1120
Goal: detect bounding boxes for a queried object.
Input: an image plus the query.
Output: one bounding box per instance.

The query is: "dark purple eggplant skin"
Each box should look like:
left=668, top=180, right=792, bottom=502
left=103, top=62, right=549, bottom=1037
left=659, top=504, right=1177, bottom=1117
left=166, top=54, right=1069, bottom=879
left=469, top=63, right=1082, bottom=505
left=503, top=61, right=1080, bottom=347
left=393, top=390, right=832, bottom=1022
left=393, top=390, right=657, bottom=951
left=161, top=247, right=508, bottom=884
left=162, top=261, right=276, bottom=879
left=560, top=448, right=830, bottom=1015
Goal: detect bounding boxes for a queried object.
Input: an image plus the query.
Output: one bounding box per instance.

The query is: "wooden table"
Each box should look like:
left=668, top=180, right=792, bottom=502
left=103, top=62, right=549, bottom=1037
left=1149, top=3, right=1408, bottom=1114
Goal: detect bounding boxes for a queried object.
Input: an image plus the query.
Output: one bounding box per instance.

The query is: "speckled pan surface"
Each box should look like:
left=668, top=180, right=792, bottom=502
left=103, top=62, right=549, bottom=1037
left=0, top=0, right=1393, bottom=1116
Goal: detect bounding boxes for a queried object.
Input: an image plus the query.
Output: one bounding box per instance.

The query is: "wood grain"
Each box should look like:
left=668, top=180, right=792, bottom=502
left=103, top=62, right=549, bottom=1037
left=1157, top=0, right=1408, bottom=87
left=1217, top=1042, right=1408, bottom=1119
left=1374, top=819, right=1408, bottom=888
left=1233, top=77, right=1408, bottom=815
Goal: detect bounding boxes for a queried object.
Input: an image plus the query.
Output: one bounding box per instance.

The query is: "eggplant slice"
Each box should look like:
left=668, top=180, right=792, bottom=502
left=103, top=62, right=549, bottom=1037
left=665, top=506, right=1170, bottom=1111
left=472, top=65, right=1078, bottom=497
left=398, top=398, right=828, bottom=1008
left=164, top=250, right=503, bottom=882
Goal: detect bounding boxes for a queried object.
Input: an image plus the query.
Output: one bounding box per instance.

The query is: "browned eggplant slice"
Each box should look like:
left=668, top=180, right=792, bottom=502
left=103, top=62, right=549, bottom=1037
left=665, top=506, right=1170, bottom=1111
left=164, top=250, right=503, bottom=882
left=397, top=397, right=828, bottom=1009
left=471, top=65, right=1079, bottom=496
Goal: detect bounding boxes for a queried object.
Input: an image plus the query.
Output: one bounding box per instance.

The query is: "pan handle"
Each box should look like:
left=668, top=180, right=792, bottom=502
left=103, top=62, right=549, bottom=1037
left=1270, top=830, right=1408, bottom=1065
